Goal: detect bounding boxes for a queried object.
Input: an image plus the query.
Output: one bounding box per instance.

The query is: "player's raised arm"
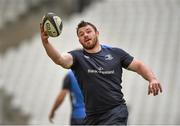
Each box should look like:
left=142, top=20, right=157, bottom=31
left=40, top=23, right=73, bottom=69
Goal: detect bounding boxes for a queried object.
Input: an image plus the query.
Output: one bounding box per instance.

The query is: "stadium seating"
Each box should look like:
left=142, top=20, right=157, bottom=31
left=0, top=0, right=46, bottom=29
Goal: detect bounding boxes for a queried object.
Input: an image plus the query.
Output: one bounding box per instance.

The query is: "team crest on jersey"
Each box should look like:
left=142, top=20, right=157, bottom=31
left=105, top=54, right=113, bottom=60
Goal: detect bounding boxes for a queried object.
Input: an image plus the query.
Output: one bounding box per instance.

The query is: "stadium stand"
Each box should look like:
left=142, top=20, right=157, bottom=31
left=0, top=0, right=44, bottom=29
left=1, top=0, right=180, bottom=125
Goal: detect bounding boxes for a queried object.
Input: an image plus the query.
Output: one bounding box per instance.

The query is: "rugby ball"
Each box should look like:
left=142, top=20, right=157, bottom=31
left=42, top=12, right=63, bottom=37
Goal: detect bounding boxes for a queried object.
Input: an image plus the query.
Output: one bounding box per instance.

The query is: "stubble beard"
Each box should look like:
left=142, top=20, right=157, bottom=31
left=82, top=37, right=98, bottom=50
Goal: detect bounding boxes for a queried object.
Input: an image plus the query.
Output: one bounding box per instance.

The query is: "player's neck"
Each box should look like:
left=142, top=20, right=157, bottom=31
left=84, top=42, right=101, bottom=54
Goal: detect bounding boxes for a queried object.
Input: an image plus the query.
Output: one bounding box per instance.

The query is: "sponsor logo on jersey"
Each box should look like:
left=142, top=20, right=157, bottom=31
left=88, top=67, right=114, bottom=75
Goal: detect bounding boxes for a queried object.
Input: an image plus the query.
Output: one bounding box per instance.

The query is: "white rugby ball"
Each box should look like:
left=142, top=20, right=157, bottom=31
left=42, top=12, right=63, bottom=37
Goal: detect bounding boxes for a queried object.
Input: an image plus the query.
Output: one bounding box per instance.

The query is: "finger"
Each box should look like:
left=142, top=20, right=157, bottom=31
left=158, top=84, right=163, bottom=93
left=148, top=86, right=152, bottom=95
left=44, top=33, right=49, bottom=39
left=50, top=119, right=54, bottom=124
left=148, top=85, right=153, bottom=95
left=154, top=89, right=158, bottom=96
left=154, top=88, right=159, bottom=96
left=153, top=90, right=156, bottom=96
left=49, top=116, right=51, bottom=122
left=154, top=84, right=159, bottom=96
left=148, top=85, right=151, bottom=95
left=41, top=31, right=49, bottom=40
left=40, top=23, right=44, bottom=32
left=44, top=31, right=48, bottom=36
left=148, top=85, right=149, bottom=95
left=152, top=85, right=156, bottom=96
left=49, top=116, right=54, bottom=123
left=148, top=88, right=150, bottom=95
left=154, top=83, right=160, bottom=96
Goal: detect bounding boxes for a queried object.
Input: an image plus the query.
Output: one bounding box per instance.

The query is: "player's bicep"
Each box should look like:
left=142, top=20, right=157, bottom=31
left=58, top=52, right=73, bottom=69
left=127, top=58, right=141, bottom=72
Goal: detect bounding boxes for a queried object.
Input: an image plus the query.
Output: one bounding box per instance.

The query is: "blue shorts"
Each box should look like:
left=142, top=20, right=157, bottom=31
left=83, top=104, right=129, bottom=125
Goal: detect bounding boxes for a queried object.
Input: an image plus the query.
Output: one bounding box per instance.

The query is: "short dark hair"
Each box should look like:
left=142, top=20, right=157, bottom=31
left=76, top=21, right=97, bottom=35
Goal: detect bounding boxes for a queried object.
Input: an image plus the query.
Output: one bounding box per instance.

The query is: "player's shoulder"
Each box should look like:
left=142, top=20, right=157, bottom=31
left=101, top=44, right=124, bottom=52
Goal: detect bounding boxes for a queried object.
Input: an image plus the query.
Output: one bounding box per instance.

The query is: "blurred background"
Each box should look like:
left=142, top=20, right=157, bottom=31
left=0, top=0, right=180, bottom=125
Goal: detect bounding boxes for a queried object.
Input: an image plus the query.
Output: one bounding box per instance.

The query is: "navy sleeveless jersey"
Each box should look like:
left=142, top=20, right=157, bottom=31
left=69, top=45, right=134, bottom=116
left=63, top=70, right=86, bottom=118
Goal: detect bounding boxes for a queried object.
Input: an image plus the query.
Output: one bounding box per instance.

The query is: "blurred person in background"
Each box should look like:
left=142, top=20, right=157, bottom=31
left=49, top=70, right=86, bottom=125
left=40, top=21, right=162, bottom=125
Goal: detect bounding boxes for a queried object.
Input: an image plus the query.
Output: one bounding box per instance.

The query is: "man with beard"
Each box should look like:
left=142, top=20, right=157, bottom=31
left=40, top=21, right=162, bottom=125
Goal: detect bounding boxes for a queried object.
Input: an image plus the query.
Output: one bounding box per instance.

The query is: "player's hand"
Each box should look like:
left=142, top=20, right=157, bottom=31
left=40, top=23, right=49, bottom=43
left=49, top=111, right=55, bottom=124
left=148, top=79, right=162, bottom=96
